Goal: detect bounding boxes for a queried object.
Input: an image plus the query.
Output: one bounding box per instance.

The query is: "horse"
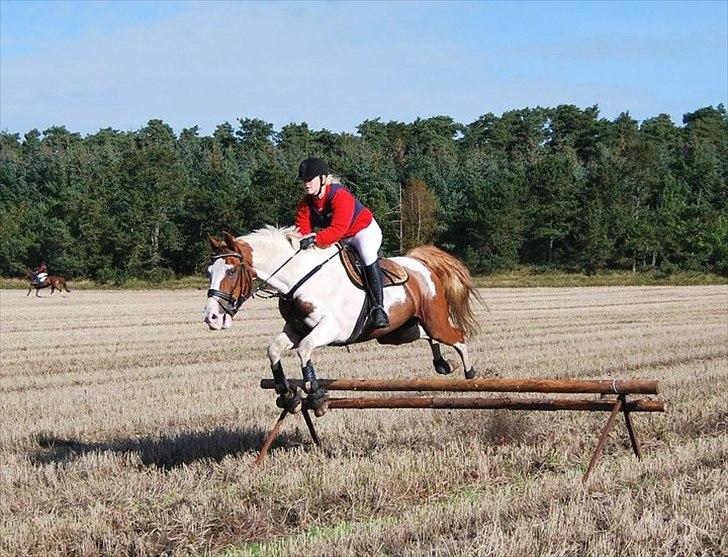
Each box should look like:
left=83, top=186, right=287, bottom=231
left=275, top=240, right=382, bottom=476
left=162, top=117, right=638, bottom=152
left=25, top=271, right=71, bottom=297
left=204, top=227, right=483, bottom=416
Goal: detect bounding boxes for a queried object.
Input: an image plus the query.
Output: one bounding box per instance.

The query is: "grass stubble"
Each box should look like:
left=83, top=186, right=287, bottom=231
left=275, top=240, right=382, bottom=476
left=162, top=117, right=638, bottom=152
left=0, top=286, right=726, bottom=556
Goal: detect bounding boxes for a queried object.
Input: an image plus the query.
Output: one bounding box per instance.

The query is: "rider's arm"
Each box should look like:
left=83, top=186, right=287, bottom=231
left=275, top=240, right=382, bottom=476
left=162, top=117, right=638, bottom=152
left=315, top=190, right=355, bottom=247
left=294, top=198, right=313, bottom=235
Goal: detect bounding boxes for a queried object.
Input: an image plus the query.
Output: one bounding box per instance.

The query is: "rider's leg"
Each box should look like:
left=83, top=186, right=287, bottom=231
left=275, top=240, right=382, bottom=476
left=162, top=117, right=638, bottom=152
left=363, top=261, right=389, bottom=328
left=350, top=219, right=389, bottom=329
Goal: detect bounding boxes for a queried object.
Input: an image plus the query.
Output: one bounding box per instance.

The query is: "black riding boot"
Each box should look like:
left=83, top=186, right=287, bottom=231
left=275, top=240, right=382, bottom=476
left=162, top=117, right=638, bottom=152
left=364, top=260, right=390, bottom=329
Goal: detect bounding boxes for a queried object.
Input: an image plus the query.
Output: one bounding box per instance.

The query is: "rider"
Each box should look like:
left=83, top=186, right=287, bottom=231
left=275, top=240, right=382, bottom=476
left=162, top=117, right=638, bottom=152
left=295, top=157, right=390, bottom=329
left=34, top=261, right=48, bottom=286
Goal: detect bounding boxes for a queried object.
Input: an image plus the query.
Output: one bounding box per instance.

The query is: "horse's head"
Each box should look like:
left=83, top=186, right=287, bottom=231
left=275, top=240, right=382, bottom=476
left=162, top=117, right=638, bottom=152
left=204, top=231, right=257, bottom=331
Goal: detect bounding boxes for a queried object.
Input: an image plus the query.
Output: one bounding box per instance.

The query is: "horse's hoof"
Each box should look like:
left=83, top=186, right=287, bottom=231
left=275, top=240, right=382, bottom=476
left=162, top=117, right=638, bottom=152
left=433, top=357, right=452, bottom=375
left=464, top=367, right=476, bottom=380
left=276, top=389, right=302, bottom=414
left=313, top=402, right=329, bottom=417
left=306, top=388, right=329, bottom=417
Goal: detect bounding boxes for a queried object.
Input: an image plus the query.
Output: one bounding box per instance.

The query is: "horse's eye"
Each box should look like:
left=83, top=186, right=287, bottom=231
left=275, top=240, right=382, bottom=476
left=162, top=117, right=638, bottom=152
left=226, top=267, right=236, bottom=276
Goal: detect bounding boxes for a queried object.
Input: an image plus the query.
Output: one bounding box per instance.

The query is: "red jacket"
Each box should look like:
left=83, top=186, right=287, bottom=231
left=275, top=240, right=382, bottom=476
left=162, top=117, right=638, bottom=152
left=295, top=183, right=373, bottom=247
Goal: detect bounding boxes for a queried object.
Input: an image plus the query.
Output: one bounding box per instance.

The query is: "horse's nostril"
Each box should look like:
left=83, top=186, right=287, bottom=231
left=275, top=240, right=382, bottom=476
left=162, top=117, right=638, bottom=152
left=210, top=314, right=218, bottom=320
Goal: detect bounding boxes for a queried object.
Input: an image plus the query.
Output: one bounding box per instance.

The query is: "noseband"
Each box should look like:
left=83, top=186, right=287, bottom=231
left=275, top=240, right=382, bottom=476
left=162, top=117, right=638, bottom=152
left=206, top=253, right=251, bottom=317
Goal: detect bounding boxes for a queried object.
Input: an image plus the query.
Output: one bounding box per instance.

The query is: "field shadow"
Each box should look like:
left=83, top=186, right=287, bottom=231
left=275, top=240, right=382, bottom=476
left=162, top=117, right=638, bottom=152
left=29, top=425, right=306, bottom=469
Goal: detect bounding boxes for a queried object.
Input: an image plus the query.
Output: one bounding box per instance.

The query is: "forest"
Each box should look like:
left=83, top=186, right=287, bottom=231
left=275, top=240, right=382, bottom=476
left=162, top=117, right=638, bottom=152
left=1, top=104, right=726, bottom=281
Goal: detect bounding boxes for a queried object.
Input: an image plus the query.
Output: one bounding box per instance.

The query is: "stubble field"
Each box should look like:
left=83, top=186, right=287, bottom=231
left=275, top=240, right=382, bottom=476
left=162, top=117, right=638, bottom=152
left=1, top=285, right=726, bottom=556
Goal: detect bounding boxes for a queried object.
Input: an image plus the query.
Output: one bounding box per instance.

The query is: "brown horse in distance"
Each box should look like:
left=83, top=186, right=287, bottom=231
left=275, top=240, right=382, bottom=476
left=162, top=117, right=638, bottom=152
left=25, top=271, right=71, bottom=297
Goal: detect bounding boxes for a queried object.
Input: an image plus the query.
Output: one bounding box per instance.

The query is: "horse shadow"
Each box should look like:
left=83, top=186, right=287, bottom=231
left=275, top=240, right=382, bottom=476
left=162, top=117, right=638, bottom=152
left=29, top=425, right=308, bottom=469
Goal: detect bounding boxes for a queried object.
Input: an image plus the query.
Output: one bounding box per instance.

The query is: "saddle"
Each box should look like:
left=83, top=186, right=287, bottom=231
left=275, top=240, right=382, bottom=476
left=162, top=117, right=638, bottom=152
left=337, top=243, right=409, bottom=290
left=280, top=244, right=410, bottom=346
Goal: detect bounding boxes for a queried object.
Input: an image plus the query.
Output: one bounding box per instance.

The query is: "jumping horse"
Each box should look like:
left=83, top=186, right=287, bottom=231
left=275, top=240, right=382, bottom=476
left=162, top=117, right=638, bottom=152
left=25, top=271, right=71, bottom=297
left=204, top=227, right=483, bottom=416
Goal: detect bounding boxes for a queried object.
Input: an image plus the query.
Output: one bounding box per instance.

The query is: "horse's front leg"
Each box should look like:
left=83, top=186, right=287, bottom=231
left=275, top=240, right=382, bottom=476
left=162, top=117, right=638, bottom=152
left=27, top=285, right=32, bottom=296
left=296, top=314, right=341, bottom=417
left=267, top=324, right=302, bottom=413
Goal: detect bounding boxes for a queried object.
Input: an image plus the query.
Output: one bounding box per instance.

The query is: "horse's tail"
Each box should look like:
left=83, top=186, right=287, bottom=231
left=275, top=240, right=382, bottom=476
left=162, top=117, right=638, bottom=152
left=61, top=276, right=71, bottom=292
left=406, top=245, right=484, bottom=338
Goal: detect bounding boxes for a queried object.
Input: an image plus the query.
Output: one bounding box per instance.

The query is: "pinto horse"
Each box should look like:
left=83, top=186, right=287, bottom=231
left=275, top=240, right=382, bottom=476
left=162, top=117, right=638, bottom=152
left=204, top=227, right=482, bottom=416
left=25, top=271, right=71, bottom=297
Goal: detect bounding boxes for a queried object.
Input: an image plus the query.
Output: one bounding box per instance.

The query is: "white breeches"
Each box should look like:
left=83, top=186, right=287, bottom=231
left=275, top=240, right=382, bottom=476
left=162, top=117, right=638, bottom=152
left=347, top=219, right=382, bottom=266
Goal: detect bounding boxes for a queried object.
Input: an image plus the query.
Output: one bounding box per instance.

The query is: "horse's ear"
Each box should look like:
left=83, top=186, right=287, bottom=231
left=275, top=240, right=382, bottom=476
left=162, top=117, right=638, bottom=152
left=285, top=228, right=301, bottom=250
left=222, top=231, right=239, bottom=252
left=208, top=234, right=225, bottom=253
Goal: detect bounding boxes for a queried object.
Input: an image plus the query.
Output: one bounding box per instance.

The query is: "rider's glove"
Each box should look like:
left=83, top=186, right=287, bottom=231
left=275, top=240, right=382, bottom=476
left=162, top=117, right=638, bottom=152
left=300, top=236, right=316, bottom=250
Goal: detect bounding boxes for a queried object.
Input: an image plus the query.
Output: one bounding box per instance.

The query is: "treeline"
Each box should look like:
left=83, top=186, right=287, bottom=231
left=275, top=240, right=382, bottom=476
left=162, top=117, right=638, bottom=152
left=1, top=104, right=726, bottom=281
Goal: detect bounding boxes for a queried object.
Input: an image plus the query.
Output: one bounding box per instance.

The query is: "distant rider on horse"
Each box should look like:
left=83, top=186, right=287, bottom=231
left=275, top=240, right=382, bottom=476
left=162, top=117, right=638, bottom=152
left=295, top=157, right=389, bottom=329
left=33, top=261, right=48, bottom=286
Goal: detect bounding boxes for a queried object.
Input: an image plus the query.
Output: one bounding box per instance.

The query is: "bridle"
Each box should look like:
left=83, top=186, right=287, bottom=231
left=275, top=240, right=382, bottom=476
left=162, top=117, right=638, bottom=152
left=207, top=242, right=342, bottom=318
left=206, top=252, right=253, bottom=317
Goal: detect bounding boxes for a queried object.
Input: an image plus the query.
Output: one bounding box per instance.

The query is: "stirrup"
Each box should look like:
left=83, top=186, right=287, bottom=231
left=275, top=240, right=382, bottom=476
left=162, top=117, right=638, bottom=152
left=370, top=305, right=389, bottom=329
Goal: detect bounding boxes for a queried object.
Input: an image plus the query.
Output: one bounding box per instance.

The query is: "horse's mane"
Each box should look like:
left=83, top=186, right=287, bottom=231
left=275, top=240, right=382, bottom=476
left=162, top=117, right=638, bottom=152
left=237, top=226, right=304, bottom=258
left=238, top=225, right=343, bottom=269
left=239, top=225, right=300, bottom=243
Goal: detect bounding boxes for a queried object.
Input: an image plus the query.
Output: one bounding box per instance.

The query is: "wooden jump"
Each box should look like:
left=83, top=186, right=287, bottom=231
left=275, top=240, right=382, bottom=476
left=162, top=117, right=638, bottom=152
left=256, top=377, right=665, bottom=482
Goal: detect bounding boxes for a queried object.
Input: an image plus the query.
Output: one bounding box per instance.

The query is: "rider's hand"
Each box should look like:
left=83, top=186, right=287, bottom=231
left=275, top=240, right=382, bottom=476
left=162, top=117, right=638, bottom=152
left=300, top=235, right=316, bottom=250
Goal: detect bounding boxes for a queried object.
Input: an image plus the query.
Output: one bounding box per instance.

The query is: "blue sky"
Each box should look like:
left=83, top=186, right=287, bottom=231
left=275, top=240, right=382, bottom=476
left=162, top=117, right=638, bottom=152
left=1, top=0, right=726, bottom=136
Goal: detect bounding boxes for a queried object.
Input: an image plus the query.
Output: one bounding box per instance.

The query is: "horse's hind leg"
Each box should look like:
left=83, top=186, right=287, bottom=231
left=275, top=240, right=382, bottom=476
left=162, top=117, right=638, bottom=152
left=27, top=286, right=32, bottom=296
left=428, top=338, right=452, bottom=375
left=453, top=342, right=476, bottom=379
left=267, top=324, right=302, bottom=413
left=419, top=299, right=476, bottom=378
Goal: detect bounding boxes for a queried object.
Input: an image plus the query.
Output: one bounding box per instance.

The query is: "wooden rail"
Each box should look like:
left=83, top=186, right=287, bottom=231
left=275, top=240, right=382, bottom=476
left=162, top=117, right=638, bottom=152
left=261, top=377, right=659, bottom=395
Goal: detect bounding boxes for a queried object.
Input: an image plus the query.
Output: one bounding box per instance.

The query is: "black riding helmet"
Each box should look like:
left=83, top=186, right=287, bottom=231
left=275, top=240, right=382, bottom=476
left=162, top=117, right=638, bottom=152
left=298, top=157, right=328, bottom=182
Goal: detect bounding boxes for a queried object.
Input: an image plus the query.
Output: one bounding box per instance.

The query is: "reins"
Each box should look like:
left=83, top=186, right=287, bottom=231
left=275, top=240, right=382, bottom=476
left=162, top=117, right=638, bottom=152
left=207, top=243, right=343, bottom=317
left=280, top=246, right=342, bottom=302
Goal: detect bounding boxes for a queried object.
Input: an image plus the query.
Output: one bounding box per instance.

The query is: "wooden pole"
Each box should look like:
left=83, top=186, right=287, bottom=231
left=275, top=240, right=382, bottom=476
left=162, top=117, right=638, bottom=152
left=260, top=377, right=659, bottom=395
left=252, top=409, right=288, bottom=467
left=620, top=394, right=643, bottom=459
left=324, top=396, right=663, bottom=412
left=302, top=409, right=321, bottom=447
left=583, top=398, right=623, bottom=482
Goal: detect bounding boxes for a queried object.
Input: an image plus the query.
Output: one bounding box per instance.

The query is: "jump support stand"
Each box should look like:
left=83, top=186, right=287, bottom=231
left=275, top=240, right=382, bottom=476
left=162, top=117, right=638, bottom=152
left=254, top=378, right=664, bottom=483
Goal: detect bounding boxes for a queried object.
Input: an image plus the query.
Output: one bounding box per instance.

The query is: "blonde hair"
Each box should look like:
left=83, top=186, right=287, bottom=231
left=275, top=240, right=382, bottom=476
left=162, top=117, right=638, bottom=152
left=323, top=174, right=344, bottom=186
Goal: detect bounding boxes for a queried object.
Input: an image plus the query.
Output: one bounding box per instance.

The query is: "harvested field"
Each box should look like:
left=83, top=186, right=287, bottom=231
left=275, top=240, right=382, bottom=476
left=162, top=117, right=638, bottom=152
left=1, top=285, right=726, bottom=556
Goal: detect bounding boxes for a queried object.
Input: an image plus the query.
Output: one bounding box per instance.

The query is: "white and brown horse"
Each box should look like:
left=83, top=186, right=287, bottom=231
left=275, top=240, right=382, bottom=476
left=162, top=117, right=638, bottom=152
left=204, top=227, right=482, bottom=415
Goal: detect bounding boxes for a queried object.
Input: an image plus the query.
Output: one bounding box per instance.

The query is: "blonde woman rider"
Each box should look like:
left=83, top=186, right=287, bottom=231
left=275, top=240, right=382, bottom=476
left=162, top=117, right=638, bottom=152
left=295, top=157, right=389, bottom=329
